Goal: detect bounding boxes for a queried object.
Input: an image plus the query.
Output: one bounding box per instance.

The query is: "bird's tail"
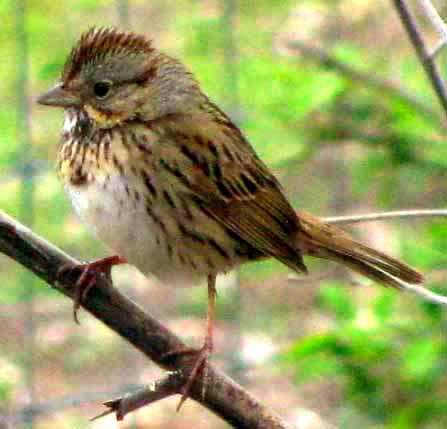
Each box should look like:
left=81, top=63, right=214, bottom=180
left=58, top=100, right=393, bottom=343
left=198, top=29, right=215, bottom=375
left=296, top=210, right=424, bottom=288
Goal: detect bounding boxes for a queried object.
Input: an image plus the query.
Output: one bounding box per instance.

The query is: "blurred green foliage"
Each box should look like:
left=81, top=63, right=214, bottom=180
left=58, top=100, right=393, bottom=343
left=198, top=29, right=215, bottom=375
left=1, top=0, right=446, bottom=427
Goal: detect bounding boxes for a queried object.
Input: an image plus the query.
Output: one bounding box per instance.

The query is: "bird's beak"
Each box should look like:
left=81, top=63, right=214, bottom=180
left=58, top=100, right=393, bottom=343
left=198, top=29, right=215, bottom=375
left=37, top=83, right=80, bottom=108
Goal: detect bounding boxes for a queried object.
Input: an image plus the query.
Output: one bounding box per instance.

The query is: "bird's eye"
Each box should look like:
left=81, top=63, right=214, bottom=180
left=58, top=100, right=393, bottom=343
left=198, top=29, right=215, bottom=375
left=93, top=80, right=112, bottom=99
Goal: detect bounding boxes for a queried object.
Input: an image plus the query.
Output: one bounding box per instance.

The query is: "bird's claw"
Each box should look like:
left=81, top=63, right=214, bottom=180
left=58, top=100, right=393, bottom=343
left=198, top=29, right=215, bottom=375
left=163, top=337, right=212, bottom=411
left=56, top=255, right=125, bottom=324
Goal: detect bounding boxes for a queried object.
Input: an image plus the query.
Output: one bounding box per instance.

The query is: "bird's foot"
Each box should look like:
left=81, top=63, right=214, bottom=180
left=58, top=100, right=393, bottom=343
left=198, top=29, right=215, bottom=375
left=163, top=336, right=213, bottom=411
left=57, top=255, right=125, bottom=323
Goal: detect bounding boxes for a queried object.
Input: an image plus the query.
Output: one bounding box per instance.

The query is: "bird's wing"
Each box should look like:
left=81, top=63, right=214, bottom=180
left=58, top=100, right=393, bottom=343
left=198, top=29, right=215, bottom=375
left=157, top=108, right=308, bottom=273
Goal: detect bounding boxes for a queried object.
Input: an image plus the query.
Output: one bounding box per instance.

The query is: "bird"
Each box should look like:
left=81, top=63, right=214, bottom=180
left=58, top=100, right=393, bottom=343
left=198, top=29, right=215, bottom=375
left=38, top=27, right=424, bottom=408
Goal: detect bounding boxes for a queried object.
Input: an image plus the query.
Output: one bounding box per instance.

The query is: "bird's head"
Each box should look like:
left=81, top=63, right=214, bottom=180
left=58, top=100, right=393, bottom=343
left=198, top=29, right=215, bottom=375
left=38, top=27, right=203, bottom=128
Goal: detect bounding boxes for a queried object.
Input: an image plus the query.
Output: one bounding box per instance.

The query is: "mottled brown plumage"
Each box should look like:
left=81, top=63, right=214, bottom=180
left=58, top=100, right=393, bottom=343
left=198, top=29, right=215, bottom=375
left=38, top=27, right=424, bottom=407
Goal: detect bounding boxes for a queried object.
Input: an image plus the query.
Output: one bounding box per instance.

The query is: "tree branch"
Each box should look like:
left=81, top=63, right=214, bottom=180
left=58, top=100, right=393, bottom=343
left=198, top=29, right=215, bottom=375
left=417, top=0, right=447, bottom=57
left=323, top=208, right=447, bottom=224
left=0, top=209, right=292, bottom=429
left=392, top=0, right=447, bottom=122
left=2, top=207, right=446, bottom=424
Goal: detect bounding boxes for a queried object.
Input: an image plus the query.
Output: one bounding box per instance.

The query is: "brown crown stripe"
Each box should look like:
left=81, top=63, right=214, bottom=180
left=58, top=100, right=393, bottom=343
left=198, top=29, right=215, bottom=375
left=63, top=27, right=154, bottom=83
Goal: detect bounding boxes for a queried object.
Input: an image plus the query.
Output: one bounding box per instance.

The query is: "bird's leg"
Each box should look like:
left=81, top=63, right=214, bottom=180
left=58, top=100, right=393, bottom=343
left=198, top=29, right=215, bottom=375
left=162, top=274, right=217, bottom=411
left=178, top=274, right=216, bottom=410
left=57, top=255, right=126, bottom=323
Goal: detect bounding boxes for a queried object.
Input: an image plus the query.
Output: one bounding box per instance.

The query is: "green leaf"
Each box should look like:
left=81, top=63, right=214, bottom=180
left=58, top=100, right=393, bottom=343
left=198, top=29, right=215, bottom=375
left=400, top=340, right=439, bottom=383
left=282, top=334, right=337, bottom=361
left=318, top=284, right=355, bottom=321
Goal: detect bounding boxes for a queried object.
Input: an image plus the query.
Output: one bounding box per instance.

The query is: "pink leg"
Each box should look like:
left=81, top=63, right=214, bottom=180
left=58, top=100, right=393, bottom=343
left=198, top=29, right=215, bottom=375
left=175, top=274, right=217, bottom=411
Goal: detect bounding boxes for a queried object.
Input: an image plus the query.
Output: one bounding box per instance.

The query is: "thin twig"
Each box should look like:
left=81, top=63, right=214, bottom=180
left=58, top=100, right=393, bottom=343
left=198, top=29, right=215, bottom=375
left=11, top=383, right=144, bottom=424
left=323, top=208, right=447, bottom=224
left=324, top=208, right=447, bottom=307
left=417, top=0, right=447, bottom=57
left=392, top=0, right=447, bottom=123
left=401, top=282, right=447, bottom=305
left=418, top=0, right=447, bottom=37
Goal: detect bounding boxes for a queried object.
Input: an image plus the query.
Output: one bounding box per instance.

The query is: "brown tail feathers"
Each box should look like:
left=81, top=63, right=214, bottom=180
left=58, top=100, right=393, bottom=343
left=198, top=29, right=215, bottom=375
left=296, top=210, right=424, bottom=289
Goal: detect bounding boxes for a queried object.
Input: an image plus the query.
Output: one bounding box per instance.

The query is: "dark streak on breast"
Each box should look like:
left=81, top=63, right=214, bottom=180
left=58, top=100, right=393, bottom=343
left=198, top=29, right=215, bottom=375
left=63, top=143, right=72, bottom=160
left=70, top=166, right=88, bottom=186
left=73, top=109, right=92, bottom=139
left=166, top=242, right=173, bottom=259
left=69, top=141, right=81, bottom=167
left=120, top=129, right=130, bottom=149
left=103, top=137, right=111, bottom=162
left=113, top=154, right=125, bottom=175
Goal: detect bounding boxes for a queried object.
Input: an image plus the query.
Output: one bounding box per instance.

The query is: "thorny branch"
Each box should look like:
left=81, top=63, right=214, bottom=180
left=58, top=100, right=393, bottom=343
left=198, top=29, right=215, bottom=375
left=1, top=207, right=446, bottom=423
left=0, top=209, right=292, bottom=429
left=92, top=372, right=185, bottom=421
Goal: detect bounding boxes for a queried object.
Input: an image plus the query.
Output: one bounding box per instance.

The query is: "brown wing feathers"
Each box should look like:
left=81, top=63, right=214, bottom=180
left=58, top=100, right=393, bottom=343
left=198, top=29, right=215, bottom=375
left=158, top=110, right=423, bottom=287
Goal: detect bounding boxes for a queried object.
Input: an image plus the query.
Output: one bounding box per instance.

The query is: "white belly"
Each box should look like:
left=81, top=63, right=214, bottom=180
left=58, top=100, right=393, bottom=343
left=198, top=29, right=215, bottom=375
left=65, top=175, right=201, bottom=287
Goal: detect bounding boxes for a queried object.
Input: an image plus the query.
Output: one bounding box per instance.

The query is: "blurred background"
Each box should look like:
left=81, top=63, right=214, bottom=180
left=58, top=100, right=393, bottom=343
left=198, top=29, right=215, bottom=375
left=1, top=0, right=447, bottom=427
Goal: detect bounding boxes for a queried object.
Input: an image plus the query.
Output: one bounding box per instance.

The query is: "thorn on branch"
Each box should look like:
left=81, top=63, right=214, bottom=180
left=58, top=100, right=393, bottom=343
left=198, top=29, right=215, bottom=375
left=91, top=371, right=184, bottom=421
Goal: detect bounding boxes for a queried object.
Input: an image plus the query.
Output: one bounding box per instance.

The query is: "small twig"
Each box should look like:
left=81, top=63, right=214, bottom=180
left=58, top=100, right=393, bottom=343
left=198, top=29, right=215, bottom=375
left=11, top=383, right=144, bottom=424
left=323, top=208, right=447, bottom=224
left=92, top=372, right=184, bottom=421
left=324, top=208, right=447, bottom=307
left=401, top=282, right=447, bottom=306
left=418, top=0, right=447, bottom=37
left=430, top=37, right=447, bottom=59
left=417, top=0, right=447, bottom=57
left=392, top=0, right=447, bottom=122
